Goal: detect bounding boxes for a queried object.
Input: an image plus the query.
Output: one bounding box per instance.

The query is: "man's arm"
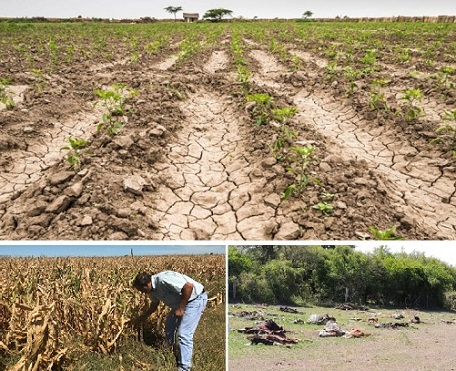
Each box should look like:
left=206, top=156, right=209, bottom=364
left=174, top=282, right=193, bottom=318
left=140, top=300, right=159, bottom=321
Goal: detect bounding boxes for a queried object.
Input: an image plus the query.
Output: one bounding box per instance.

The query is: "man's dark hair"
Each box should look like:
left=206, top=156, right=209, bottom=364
left=132, top=272, right=151, bottom=289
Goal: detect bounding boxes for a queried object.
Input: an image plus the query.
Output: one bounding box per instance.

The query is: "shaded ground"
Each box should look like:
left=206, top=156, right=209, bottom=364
left=229, top=304, right=456, bottom=371
left=0, top=22, right=455, bottom=239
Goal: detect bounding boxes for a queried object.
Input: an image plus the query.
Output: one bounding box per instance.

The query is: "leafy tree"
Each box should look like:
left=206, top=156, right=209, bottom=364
left=228, top=246, right=253, bottom=277
left=364, top=248, right=391, bottom=304
left=251, top=245, right=280, bottom=264
left=164, top=6, right=183, bottom=21
left=261, top=259, right=305, bottom=304
left=417, top=255, right=454, bottom=307
left=324, top=246, right=371, bottom=303
left=203, top=8, right=233, bottom=22
left=302, top=10, right=313, bottom=19
left=237, top=271, right=275, bottom=303
left=228, top=246, right=253, bottom=301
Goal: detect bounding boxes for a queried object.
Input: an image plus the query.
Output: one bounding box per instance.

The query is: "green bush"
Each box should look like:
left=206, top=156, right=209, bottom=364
left=236, top=272, right=275, bottom=303
left=261, top=260, right=304, bottom=304
left=444, top=291, right=456, bottom=310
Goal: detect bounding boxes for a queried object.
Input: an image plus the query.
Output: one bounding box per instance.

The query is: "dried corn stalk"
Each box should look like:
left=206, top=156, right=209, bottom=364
left=0, top=254, right=225, bottom=366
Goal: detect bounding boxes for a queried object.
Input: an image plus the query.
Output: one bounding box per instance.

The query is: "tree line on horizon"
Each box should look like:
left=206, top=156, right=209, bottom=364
left=165, top=6, right=234, bottom=21
left=228, top=245, right=456, bottom=310
left=164, top=6, right=314, bottom=21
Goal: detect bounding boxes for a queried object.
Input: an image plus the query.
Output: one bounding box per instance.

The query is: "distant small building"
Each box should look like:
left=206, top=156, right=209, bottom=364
left=183, top=13, right=199, bottom=22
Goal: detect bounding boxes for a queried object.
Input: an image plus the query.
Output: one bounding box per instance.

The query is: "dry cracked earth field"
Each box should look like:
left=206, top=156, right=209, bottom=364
left=1, top=23, right=456, bottom=240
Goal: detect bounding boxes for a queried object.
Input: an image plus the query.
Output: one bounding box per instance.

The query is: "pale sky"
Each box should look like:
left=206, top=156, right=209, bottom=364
left=0, top=0, right=455, bottom=20
left=355, top=241, right=456, bottom=268
left=0, top=243, right=225, bottom=257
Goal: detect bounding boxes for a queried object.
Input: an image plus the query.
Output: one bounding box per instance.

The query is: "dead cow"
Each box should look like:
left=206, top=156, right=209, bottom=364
left=367, top=317, right=379, bottom=324
left=344, top=329, right=371, bottom=338
left=308, top=313, right=336, bottom=325
left=238, top=319, right=285, bottom=336
left=375, top=322, right=409, bottom=329
left=280, top=306, right=304, bottom=314
left=319, top=320, right=345, bottom=337
left=239, top=319, right=299, bottom=347
left=248, top=334, right=298, bottom=346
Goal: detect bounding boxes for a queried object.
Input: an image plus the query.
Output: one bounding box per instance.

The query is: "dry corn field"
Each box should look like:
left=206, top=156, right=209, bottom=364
left=0, top=254, right=226, bottom=370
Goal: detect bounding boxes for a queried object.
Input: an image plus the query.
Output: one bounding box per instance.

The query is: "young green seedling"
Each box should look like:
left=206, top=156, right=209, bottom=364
left=47, top=38, right=59, bottom=72
left=371, top=78, right=388, bottom=88
left=369, top=92, right=389, bottom=111
left=0, top=79, right=15, bottom=109
left=269, top=38, right=288, bottom=62
left=437, top=66, right=455, bottom=90
left=320, top=192, right=335, bottom=201
left=368, top=78, right=389, bottom=111
left=177, top=38, right=200, bottom=64
left=431, top=109, right=456, bottom=155
left=291, top=54, right=303, bottom=71
left=270, top=106, right=298, bottom=158
left=31, top=69, right=47, bottom=94
left=246, top=93, right=273, bottom=125
left=146, top=36, right=169, bottom=55
left=324, top=45, right=337, bottom=59
left=397, top=48, right=411, bottom=63
left=369, top=225, right=403, bottom=240
left=400, top=88, right=425, bottom=121
left=130, top=51, right=140, bottom=63
left=324, top=61, right=338, bottom=81
left=65, top=43, right=75, bottom=63
left=360, top=49, right=376, bottom=66
left=231, top=33, right=251, bottom=91
left=61, top=137, right=89, bottom=169
left=94, top=83, right=137, bottom=135
left=237, top=65, right=251, bottom=88
left=343, top=66, right=361, bottom=96
left=164, top=83, right=186, bottom=100
left=272, top=106, right=297, bottom=123
left=312, top=202, right=334, bottom=216
left=282, top=144, right=314, bottom=200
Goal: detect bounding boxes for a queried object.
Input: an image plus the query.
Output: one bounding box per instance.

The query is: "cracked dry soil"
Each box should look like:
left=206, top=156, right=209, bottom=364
left=0, top=32, right=455, bottom=240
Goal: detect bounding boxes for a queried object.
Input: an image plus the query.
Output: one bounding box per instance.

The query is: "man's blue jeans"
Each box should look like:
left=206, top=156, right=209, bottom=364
left=166, top=292, right=208, bottom=371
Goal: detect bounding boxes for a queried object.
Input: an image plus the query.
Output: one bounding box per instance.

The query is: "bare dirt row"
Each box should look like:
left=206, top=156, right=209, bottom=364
left=150, top=91, right=272, bottom=240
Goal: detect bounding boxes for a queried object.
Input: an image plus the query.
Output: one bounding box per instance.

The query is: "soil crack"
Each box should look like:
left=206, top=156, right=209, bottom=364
left=0, top=106, right=101, bottom=204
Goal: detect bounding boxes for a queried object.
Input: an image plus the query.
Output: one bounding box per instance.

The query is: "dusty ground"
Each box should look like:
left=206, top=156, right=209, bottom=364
left=0, top=23, right=455, bottom=240
left=229, top=304, right=456, bottom=371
